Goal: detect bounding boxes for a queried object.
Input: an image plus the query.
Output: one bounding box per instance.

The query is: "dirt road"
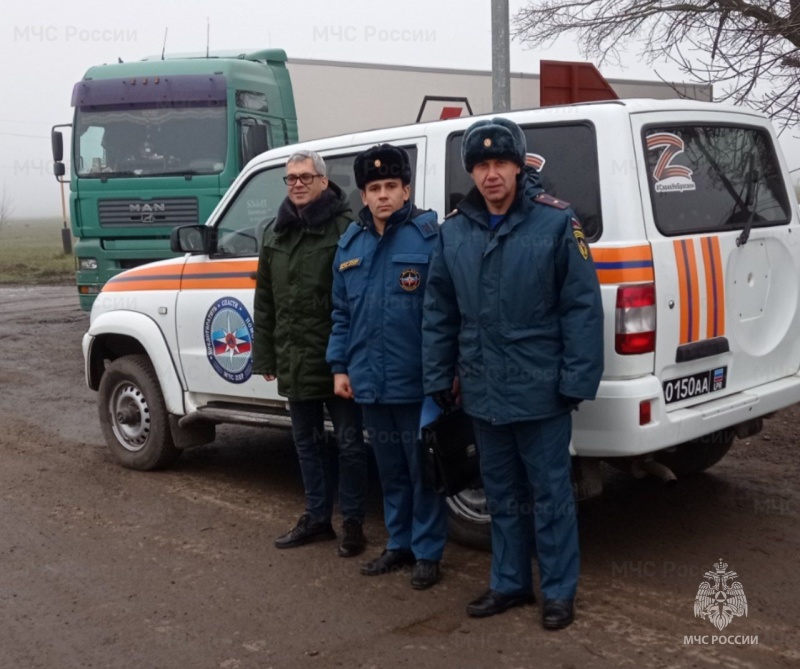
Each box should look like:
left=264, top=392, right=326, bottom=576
left=0, top=285, right=798, bottom=668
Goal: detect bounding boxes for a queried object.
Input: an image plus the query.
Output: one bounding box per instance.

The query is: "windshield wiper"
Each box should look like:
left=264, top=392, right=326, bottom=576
left=154, top=169, right=203, bottom=177
left=95, top=171, right=141, bottom=181
left=736, top=153, right=759, bottom=248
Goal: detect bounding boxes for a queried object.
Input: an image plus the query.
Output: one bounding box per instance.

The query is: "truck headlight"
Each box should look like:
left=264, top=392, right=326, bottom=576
left=78, top=258, right=98, bottom=270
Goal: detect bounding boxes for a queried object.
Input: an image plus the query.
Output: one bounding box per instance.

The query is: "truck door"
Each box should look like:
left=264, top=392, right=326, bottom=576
left=632, top=113, right=800, bottom=410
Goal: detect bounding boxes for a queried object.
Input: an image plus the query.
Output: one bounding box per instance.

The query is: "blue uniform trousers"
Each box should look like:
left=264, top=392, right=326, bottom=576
left=361, top=402, right=448, bottom=561
left=472, top=413, right=579, bottom=600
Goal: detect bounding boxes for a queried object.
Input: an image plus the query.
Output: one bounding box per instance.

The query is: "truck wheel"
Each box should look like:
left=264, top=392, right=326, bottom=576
left=446, top=487, right=492, bottom=552
left=654, top=429, right=735, bottom=475
left=98, top=354, right=180, bottom=471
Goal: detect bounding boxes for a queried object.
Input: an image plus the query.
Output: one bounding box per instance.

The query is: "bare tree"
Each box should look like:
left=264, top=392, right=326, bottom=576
left=513, top=1, right=800, bottom=127
left=0, top=181, right=14, bottom=233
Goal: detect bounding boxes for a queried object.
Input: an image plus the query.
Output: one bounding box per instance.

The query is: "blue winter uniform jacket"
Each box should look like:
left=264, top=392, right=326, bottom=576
left=422, top=168, right=604, bottom=424
left=326, top=202, right=439, bottom=404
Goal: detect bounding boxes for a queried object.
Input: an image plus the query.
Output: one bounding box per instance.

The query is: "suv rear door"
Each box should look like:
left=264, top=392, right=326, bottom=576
left=632, top=112, right=800, bottom=410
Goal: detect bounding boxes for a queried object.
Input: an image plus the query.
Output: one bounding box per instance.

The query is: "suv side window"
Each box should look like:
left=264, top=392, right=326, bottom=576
left=445, top=123, right=602, bottom=240
left=323, top=147, right=418, bottom=216
left=215, top=166, right=285, bottom=256
left=644, top=125, right=791, bottom=235
left=214, top=146, right=419, bottom=257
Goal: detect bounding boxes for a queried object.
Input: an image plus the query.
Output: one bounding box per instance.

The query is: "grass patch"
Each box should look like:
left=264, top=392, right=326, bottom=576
left=0, top=218, right=74, bottom=285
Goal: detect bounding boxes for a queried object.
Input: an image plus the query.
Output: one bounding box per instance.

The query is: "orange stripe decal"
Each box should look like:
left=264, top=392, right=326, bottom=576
left=701, top=237, right=716, bottom=340
left=674, top=240, right=691, bottom=344
left=685, top=240, right=701, bottom=342
left=673, top=239, right=701, bottom=343
left=101, top=260, right=260, bottom=293
left=701, top=236, right=725, bottom=339
left=592, top=245, right=654, bottom=285
left=711, top=237, right=725, bottom=336
left=103, top=279, right=182, bottom=292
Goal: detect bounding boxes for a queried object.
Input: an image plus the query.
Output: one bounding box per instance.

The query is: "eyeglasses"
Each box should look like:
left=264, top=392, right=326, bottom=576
left=283, top=173, right=323, bottom=186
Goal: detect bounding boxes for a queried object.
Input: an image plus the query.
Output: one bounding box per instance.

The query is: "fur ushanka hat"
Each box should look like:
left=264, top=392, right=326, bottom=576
left=354, top=144, right=412, bottom=190
left=461, top=117, right=527, bottom=173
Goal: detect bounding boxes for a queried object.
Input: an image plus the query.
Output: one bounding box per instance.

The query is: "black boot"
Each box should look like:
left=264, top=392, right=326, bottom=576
left=411, top=560, right=441, bottom=590
left=338, top=518, right=366, bottom=558
left=542, top=599, right=575, bottom=630
left=274, top=514, right=336, bottom=549
left=466, top=589, right=535, bottom=618
left=360, top=549, right=415, bottom=575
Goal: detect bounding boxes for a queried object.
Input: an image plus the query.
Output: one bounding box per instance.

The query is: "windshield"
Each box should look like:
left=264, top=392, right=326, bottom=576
left=75, top=105, right=227, bottom=178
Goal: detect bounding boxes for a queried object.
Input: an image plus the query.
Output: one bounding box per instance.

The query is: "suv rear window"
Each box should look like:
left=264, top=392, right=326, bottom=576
left=446, top=123, right=602, bottom=240
left=644, top=125, right=791, bottom=235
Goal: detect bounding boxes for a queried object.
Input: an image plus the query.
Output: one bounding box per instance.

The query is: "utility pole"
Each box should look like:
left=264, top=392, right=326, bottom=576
left=491, top=0, right=511, bottom=112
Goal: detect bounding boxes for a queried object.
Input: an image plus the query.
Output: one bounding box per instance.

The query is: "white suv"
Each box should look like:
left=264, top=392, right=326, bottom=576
left=84, top=99, right=800, bottom=547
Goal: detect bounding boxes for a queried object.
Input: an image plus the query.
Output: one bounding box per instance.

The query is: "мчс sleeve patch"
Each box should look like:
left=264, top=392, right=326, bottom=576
left=573, top=228, right=589, bottom=260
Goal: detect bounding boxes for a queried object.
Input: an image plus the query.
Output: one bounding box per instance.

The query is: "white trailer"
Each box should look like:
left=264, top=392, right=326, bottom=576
left=286, top=57, right=714, bottom=140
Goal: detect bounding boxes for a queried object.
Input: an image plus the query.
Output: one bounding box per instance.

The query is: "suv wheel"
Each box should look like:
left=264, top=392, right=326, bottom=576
left=446, top=486, right=492, bottom=551
left=98, top=354, right=180, bottom=471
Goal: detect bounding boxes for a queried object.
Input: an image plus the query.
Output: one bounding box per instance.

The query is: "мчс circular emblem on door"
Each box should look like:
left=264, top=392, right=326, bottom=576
left=203, top=297, right=254, bottom=384
left=399, top=268, right=422, bottom=292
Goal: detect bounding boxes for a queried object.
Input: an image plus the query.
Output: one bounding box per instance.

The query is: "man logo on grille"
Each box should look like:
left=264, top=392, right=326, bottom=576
left=694, top=559, right=748, bottom=631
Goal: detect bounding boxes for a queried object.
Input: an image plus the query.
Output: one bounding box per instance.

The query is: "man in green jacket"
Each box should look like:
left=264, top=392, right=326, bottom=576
left=253, top=150, right=368, bottom=558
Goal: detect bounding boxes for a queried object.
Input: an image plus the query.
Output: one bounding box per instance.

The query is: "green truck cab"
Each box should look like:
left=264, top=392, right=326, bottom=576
left=52, top=49, right=297, bottom=310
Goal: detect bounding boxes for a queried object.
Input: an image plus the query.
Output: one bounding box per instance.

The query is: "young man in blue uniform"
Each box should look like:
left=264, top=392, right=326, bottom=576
left=326, top=144, right=447, bottom=590
left=422, top=118, right=604, bottom=628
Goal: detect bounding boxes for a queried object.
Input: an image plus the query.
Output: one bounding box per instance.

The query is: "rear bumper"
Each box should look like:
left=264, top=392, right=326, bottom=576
left=572, top=373, right=800, bottom=457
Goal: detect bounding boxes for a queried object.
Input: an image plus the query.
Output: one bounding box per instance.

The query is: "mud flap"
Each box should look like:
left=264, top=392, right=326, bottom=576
left=169, top=415, right=216, bottom=450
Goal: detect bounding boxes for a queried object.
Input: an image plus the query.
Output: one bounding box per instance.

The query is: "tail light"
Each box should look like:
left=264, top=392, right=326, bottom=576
left=616, top=283, right=656, bottom=354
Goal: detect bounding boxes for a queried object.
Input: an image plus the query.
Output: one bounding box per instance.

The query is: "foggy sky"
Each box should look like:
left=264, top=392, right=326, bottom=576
left=2, top=0, right=797, bottom=219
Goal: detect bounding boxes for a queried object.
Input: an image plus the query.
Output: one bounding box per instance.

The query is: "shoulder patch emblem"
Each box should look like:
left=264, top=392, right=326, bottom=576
left=535, top=192, right=570, bottom=210
left=339, top=257, right=362, bottom=271
left=573, top=229, right=589, bottom=260
left=571, top=217, right=583, bottom=231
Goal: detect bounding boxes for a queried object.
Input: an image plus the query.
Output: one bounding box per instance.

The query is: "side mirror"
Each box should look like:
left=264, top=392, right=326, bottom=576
left=53, top=162, right=66, bottom=178
left=52, top=129, right=64, bottom=162
left=170, top=225, right=215, bottom=254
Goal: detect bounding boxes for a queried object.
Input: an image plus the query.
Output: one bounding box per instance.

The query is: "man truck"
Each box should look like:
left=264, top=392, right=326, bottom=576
left=53, top=50, right=712, bottom=310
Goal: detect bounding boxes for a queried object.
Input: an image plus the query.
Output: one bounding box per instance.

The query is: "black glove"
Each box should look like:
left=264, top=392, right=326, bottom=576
left=432, top=388, right=456, bottom=411
left=561, top=395, right=583, bottom=410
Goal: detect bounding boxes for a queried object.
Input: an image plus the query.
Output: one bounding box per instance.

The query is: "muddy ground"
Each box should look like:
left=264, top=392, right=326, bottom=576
left=0, top=285, right=797, bottom=669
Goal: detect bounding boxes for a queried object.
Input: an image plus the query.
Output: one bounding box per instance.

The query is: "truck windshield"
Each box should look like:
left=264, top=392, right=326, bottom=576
left=75, top=105, right=226, bottom=178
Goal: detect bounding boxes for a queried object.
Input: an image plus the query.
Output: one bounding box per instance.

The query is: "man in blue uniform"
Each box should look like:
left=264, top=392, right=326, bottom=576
left=422, top=118, right=604, bottom=628
left=327, top=144, right=448, bottom=590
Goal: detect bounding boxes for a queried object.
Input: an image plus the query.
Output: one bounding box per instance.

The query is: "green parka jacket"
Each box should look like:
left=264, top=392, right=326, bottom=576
left=252, top=182, right=353, bottom=400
